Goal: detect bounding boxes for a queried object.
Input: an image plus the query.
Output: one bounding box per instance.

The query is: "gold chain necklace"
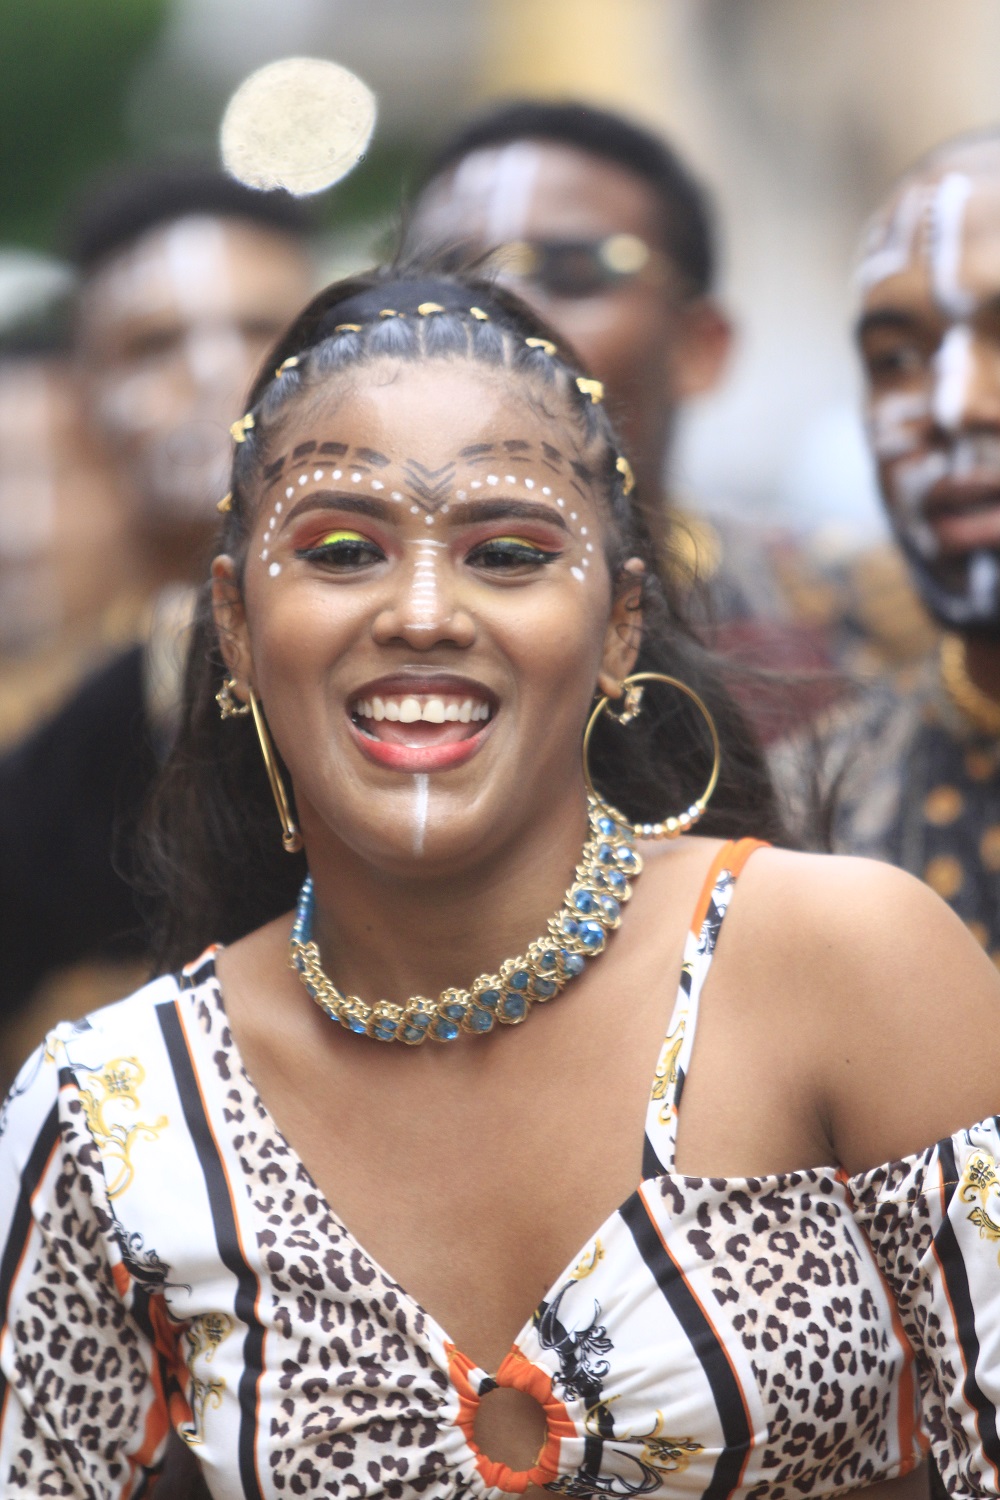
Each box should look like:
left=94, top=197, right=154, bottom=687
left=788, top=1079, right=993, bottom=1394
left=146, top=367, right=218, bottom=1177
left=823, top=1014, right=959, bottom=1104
left=939, top=633, right=1000, bottom=738
left=289, top=796, right=641, bottom=1044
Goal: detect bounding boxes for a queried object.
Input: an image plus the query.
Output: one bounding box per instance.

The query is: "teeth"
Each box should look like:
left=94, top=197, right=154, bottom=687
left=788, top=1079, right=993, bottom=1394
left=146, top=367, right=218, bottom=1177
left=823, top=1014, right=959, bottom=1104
left=357, top=694, right=491, bottom=724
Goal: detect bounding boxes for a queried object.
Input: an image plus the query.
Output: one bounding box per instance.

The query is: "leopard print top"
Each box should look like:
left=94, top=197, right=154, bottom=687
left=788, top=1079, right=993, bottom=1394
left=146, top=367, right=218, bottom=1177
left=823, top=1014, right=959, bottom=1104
left=1, top=838, right=998, bottom=1498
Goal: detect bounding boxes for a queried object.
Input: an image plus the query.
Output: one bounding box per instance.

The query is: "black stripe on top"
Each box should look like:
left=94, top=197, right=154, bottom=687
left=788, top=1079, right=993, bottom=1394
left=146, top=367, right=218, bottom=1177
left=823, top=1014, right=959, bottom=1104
left=0, top=1097, right=61, bottom=1419
left=157, top=1001, right=265, bottom=1500
left=621, top=1191, right=751, bottom=1500
left=937, top=1137, right=1000, bottom=1485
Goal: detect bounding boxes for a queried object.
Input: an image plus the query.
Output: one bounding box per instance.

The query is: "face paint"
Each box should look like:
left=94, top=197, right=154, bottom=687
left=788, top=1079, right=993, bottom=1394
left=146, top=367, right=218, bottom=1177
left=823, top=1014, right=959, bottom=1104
left=446, top=141, right=543, bottom=245
left=932, top=324, right=974, bottom=431
left=412, top=772, right=429, bottom=855
left=929, top=172, right=975, bottom=319
left=854, top=183, right=926, bottom=297
left=406, top=538, right=447, bottom=631
left=866, top=390, right=931, bottom=461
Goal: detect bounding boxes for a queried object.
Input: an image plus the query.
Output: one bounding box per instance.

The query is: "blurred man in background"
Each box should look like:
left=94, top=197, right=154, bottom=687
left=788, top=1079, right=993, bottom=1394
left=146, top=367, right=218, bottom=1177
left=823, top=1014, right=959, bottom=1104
left=407, top=99, right=848, bottom=730
left=821, top=130, right=1000, bottom=956
left=0, top=164, right=314, bottom=1052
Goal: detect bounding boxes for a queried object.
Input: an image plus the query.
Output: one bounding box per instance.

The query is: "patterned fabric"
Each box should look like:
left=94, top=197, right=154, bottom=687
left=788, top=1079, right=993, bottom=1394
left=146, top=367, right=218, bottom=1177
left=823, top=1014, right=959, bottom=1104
left=805, top=658, right=1000, bottom=956
left=1, top=839, right=998, bottom=1498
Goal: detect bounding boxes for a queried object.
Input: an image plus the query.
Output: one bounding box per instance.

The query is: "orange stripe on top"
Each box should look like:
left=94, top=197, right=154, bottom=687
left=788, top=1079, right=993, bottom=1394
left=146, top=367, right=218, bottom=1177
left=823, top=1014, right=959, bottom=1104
left=689, top=838, right=768, bottom=939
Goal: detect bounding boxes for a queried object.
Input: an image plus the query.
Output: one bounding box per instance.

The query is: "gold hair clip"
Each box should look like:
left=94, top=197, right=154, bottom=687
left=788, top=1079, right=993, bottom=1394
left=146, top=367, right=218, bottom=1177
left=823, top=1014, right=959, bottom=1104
left=379, top=308, right=399, bottom=318
left=576, top=378, right=604, bottom=404
left=615, top=456, right=635, bottom=496
left=217, top=492, right=233, bottom=513
left=525, top=337, right=557, bottom=356
left=275, top=355, right=299, bottom=377
left=469, top=307, right=489, bottom=321
left=335, top=323, right=362, bottom=333
left=417, top=302, right=445, bottom=315
left=230, top=413, right=255, bottom=443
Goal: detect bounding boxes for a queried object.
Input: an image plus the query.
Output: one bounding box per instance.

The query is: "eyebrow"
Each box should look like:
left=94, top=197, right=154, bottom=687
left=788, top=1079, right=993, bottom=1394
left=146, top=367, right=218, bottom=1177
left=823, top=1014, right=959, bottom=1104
left=280, top=491, right=571, bottom=533
left=854, top=308, right=923, bottom=343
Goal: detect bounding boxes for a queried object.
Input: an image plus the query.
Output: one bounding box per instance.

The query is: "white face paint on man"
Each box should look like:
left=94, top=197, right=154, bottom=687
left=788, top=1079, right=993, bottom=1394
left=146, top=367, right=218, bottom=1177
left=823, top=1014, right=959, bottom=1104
left=77, top=214, right=312, bottom=550
left=855, top=144, right=1000, bottom=631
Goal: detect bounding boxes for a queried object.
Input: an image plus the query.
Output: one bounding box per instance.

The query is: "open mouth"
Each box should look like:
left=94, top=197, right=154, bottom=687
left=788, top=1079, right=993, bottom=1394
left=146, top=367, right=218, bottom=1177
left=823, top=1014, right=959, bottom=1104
left=347, top=681, right=498, bottom=771
left=925, top=483, right=1000, bottom=554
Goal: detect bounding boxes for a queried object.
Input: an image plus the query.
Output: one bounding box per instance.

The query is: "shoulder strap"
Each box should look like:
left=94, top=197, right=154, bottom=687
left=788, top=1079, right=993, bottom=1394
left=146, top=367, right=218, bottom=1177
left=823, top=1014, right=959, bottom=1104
left=643, top=837, right=769, bottom=1177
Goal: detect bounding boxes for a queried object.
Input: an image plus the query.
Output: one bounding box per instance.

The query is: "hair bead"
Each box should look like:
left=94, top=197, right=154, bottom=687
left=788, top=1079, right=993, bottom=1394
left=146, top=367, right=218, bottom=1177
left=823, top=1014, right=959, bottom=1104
left=576, top=377, right=604, bottom=404
left=335, top=323, right=362, bottom=332
left=615, top=456, right=635, bottom=495
left=525, top=337, right=557, bottom=355
left=469, top=307, right=490, bottom=320
left=230, top=413, right=255, bottom=443
left=378, top=308, right=400, bottom=318
left=417, top=302, right=445, bottom=315
left=274, top=355, right=299, bottom=377
left=216, top=492, right=233, bottom=513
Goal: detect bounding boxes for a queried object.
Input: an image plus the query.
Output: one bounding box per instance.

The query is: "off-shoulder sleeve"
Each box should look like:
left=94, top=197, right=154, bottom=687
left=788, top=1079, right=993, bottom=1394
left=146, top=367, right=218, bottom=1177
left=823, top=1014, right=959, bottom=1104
left=849, top=1117, right=1000, bottom=1497
left=0, top=1030, right=168, bottom=1496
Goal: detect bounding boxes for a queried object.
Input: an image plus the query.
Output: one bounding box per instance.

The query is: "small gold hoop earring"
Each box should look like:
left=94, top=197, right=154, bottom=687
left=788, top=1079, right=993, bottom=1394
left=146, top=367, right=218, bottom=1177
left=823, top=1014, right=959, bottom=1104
left=582, top=671, right=721, bottom=839
left=248, top=687, right=303, bottom=853
left=216, top=676, right=250, bottom=718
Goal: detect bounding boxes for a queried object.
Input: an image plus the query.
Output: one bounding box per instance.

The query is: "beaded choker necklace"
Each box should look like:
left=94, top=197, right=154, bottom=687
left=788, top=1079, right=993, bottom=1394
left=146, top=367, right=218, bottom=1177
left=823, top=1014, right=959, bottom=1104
left=288, top=796, right=641, bottom=1044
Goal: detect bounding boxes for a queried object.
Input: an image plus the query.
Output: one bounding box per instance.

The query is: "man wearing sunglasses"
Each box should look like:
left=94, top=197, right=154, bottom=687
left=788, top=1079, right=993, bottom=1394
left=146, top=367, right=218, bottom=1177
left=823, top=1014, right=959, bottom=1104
left=406, top=100, right=733, bottom=577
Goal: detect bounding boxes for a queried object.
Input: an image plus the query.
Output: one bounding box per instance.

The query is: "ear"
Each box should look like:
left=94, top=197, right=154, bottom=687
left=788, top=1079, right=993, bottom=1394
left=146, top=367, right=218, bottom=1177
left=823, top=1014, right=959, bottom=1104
left=596, top=558, right=644, bottom=699
left=211, top=555, right=252, bottom=701
left=669, top=298, right=734, bottom=401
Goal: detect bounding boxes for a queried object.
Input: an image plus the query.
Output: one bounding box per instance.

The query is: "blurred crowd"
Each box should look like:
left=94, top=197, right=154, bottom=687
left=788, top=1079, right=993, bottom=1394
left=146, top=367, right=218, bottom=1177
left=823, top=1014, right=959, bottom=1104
left=1, top=94, right=997, bottom=1089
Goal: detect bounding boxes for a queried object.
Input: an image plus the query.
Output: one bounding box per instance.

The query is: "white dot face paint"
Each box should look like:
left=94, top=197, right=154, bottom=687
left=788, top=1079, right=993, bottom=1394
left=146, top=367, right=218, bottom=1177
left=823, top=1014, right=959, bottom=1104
left=891, top=451, right=948, bottom=557
left=274, top=501, right=282, bottom=514
left=524, top=478, right=534, bottom=489
left=298, top=474, right=308, bottom=485
left=486, top=474, right=498, bottom=485
left=285, top=486, right=295, bottom=499
left=371, top=480, right=384, bottom=491
left=333, top=470, right=342, bottom=481
left=542, top=486, right=551, bottom=496
left=313, top=469, right=324, bottom=481
left=352, top=472, right=362, bottom=483
left=412, top=773, right=429, bottom=856
left=391, top=491, right=402, bottom=501
left=855, top=181, right=925, bottom=296
left=505, top=475, right=516, bottom=484
left=571, top=565, right=586, bottom=582
left=932, top=324, right=974, bottom=431
left=269, top=561, right=281, bottom=577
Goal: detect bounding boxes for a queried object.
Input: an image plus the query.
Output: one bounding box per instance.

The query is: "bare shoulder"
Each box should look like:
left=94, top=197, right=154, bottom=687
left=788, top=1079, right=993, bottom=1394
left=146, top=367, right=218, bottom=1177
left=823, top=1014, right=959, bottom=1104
left=719, top=846, right=1000, bottom=1169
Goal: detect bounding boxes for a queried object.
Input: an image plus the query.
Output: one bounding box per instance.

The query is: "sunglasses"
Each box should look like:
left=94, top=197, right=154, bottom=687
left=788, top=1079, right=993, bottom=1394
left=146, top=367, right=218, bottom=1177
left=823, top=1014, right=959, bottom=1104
left=463, top=234, right=659, bottom=300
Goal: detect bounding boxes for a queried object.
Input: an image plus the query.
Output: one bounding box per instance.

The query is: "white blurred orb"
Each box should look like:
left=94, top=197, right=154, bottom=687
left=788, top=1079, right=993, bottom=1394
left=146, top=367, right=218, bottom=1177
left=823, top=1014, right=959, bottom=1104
left=220, top=57, right=376, bottom=197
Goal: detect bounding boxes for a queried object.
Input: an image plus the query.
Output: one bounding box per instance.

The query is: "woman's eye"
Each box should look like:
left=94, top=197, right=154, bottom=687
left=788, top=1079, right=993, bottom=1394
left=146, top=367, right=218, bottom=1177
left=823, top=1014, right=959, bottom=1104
left=467, top=535, right=562, bottom=571
left=296, top=529, right=384, bottom=570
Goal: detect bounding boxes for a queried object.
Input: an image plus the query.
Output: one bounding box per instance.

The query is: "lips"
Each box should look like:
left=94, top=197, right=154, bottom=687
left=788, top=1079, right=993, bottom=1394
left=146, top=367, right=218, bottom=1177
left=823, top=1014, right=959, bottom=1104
left=924, top=483, right=1000, bottom=554
left=347, top=674, right=497, bottom=772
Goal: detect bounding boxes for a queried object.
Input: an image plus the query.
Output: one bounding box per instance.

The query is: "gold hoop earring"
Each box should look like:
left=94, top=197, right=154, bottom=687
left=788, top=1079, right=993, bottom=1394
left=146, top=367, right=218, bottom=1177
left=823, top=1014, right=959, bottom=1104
left=248, top=688, right=303, bottom=853
left=582, top=671, right=721, bottom=838
left=216, top=675, right=250, bottom=719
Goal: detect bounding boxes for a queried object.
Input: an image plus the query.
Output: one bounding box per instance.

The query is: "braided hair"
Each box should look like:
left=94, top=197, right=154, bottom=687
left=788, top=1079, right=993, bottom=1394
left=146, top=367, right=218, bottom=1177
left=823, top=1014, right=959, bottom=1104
left=142, top=263, right=787, bottom=970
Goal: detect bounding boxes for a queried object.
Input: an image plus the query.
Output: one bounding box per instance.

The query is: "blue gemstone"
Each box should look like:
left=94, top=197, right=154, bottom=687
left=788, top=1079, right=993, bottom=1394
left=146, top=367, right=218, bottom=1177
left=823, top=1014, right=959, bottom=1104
left=538, top=951, right=557, bottom=971
left=561, top=951, right=586, bottom=977
left=508, top=970, right=529, bottom=990
left=468, top=1008, right=494, bottom=1032
left=616, top=847, right=638, bottom=870
left=560, top=917, right=579, bottom=936
left=573, top=889, right=598, bottom=914
left=406, top=1011, right=431, bottom=1030
left=597, top=843, right=616, bottom=865
left=599, top=896, right=621, bottom=921
left=607, top=869, right=627, bottom=893
left=531, top=978, right=558, bottom=999
left=478, top=988, right=501, bottom=1010
left=579, top=921, right=605, bottom=951
left=442, top=1002, right=465, bottom=1021
left=402, top=1024, right=427, bottom=1043
left=597, top=816, right=617, bottom=835
left=501, top=992, right=527, bottom=1020
left=344, top=1015, right=367, bottom=1034
left=373, top=1020, right=397, bottom=1040
left=433, top=1018, right=460, bottom=1041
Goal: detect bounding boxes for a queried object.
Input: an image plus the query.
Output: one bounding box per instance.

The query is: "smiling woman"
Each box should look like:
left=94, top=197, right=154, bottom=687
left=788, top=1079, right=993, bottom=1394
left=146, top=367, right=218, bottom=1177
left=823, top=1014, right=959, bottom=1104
left=4, top=268, right=1000, bottom=1500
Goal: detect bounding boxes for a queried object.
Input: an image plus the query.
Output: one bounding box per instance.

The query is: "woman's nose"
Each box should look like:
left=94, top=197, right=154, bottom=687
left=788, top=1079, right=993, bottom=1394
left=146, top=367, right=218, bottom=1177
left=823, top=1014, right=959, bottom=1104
left=371, top=539, right=476, bottom=649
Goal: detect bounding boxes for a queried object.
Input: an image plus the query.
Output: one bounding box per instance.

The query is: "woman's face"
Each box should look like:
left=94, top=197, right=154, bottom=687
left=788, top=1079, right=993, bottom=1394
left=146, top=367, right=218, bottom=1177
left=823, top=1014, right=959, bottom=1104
left=214, top=357, right=640, bottom=873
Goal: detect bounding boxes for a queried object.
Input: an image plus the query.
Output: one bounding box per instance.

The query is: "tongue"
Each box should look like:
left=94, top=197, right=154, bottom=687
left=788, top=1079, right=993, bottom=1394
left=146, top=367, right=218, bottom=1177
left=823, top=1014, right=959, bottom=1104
left=361, top=718, right=480, bottom=747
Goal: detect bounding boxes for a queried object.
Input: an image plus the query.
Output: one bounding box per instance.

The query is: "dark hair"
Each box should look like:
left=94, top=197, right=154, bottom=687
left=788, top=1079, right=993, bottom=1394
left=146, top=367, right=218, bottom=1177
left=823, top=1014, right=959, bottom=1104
left=63, top=161, right=312, bottom=273
left=417, top=99, right=717, bottom=297
left=142, top=263, right=785, bottom=971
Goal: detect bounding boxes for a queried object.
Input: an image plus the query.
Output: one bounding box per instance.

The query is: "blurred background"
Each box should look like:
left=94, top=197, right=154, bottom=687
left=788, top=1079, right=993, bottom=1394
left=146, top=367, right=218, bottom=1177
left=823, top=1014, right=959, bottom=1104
left=8, top=0, right=1000, bottom=534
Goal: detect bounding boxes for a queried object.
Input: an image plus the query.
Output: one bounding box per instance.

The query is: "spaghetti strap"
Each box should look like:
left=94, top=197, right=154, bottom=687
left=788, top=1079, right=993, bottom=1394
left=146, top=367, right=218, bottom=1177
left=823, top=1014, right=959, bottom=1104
left=643, top=837, right=768, bottom=1176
